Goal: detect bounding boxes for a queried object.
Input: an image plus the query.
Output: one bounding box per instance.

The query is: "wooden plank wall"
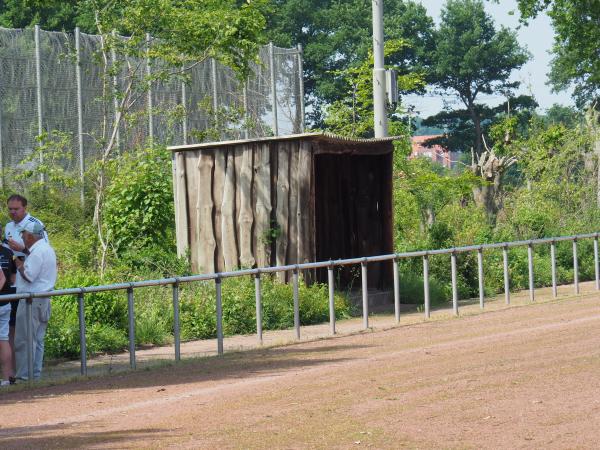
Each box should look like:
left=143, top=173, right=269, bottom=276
left=176, top=140, right=315, bottom=274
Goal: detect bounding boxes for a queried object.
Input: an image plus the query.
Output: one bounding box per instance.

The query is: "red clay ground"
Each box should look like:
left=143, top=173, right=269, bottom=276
left=1, top=285, right=600, bottom=448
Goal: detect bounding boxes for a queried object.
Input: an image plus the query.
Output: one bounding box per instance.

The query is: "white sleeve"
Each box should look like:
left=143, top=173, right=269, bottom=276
left=23, top=251, right=43, bottom=282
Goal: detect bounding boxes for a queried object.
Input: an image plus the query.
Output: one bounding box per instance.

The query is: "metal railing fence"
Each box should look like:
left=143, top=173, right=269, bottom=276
left=1, top=232, right=599, bottom=383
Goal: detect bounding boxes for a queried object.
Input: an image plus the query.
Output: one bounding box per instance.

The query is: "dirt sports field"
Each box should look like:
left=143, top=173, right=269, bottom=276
left=2, top=284, right=600, bottom=449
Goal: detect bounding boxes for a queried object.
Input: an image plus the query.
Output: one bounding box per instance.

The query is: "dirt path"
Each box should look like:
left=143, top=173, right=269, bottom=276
left=2, top=284, right=600, bottom=448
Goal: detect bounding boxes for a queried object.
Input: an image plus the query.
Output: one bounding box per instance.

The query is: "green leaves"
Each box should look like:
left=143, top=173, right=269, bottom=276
left=103, top=145, right=175, bottom=256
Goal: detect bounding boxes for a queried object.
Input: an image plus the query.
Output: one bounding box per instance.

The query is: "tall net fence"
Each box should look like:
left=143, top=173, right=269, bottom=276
left=0, top=26, right=304, bottom=179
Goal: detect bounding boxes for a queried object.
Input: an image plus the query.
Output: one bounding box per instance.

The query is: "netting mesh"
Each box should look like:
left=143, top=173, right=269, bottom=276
left=0, top=27, right=303, bottom=174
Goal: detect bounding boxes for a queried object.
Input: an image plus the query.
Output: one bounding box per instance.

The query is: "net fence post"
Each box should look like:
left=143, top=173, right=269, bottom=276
left=75, top=27, right=85, bottom=207
left=296, top=44, right=305, bottom=133
left=269, top=42, right=278, bottom=136
left=146, top=33, right=153, bottom=145
left=181, top=71, right=188, bottom=145
left=34, top=25, right=44, bottom=184
left=243, top=81, right=249, bottom=139
left=111, top=30, right=121, bottom=153
left=211, top=58, right=219, bottom=133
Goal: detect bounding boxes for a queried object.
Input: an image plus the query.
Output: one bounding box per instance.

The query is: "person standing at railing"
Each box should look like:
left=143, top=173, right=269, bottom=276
left=0, top=261, right=17, bottom=386
left=12, top=221, right=56, bottom=381
left=3, top=194, right=48, bottom=380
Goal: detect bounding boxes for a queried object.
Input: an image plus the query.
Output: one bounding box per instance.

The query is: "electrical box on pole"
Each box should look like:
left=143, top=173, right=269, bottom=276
left=385, top=69, right=398, bottom=107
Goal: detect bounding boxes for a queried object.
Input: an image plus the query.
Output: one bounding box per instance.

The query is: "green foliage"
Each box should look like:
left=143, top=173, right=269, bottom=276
left=430, top=0, right=530, bottom=154
left=324, top=39, right=425, bottom=138
left=266, top=0, right=435, bottom=126
left=103, top=145, right=175, bottom=256
left=515, top=0, right=600, bottom=106
left=179, top=276, right=350, bottom=341
left=13, top=131, right=77, bottom=197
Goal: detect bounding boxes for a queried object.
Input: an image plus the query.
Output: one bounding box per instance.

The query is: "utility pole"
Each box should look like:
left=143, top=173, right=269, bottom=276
left=372, top=0, right=387, bottom=138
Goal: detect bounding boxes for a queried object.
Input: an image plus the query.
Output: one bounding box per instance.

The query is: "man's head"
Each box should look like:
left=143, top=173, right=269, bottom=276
left=18, top=221, right=44, bottom=249
left=7, top=195, right=28, bottom=224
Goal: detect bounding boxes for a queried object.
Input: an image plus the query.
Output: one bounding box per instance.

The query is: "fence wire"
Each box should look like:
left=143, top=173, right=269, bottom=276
left=0, top=26, right=304, bottom=178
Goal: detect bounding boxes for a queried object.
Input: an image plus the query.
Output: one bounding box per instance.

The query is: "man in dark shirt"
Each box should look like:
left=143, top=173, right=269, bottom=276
left=0, top=229, right=17, bottom=386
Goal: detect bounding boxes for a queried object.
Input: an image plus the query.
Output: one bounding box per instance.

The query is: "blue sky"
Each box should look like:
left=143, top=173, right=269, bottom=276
left=402, top=0, right=574, bottom=118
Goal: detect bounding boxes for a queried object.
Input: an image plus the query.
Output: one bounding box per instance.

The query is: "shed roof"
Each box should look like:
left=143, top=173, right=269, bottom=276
left=168, top=132, right=403, bottom=153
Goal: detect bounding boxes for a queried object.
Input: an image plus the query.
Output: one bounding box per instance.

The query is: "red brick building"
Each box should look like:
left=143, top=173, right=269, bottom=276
left=410, top=135, right=452, bottom=168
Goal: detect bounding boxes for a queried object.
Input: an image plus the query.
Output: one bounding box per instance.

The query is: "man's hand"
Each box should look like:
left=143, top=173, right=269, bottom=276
left=13, top=256, right=30, bottom=283
left=7, top=238, right=25, bottom=253
left=13, top=256, right=23, bottom=270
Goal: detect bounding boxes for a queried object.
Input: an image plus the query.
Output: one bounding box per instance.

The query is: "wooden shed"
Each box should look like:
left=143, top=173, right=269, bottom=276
left=169, top=132, right=397, bottom=287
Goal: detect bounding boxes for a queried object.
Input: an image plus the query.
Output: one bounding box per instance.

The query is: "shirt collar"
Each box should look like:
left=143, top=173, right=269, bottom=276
left=15, top=213, right=31, bottom=228
left=28, top=239, right=44, bottom=253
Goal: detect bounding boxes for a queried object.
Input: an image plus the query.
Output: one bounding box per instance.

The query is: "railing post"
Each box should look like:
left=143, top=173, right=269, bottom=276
left=172, top=280, right=181, bottom=362
left=451, top=251, right=458, bottom=316
left=26, top=299, right=33, bottom=383
left=127, top=287, right=136, bottom=369
left=423, top=254, right=430, bottom=318
left=361, top=260, right=369, bottom=329
left=215, top=277, right=224, bottom=355
left=254, top=273, right=263, bottom=343
left=595, top=234, right=599, bottom=290
left=503, top=245, right=510, bottom=305
left=573, top=239, right=579, bottom=295
left=551, top=240, right=558, bottom=298
left=77, top=291, right=87, bottom=376
left=328, top=264, right=336, bottom=335
left=477, top=247, right=484, bottom=309
left=393, top=257, right=400, bottom=323
left=293, top=268, right=300, bottom=339
left=528, top=242, right=535, bottom=302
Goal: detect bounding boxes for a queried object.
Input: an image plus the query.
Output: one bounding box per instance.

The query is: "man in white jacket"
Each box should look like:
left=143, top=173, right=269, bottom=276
left=13, top=221, right=56, bottom=381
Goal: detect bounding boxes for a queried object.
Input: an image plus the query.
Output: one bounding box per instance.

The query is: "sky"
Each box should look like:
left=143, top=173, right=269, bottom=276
left=402, top=0, right=575, bottom=118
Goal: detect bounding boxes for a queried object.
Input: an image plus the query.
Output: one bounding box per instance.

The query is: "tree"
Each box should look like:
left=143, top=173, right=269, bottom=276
left=514, top=0, right=600, bottom=107
left=78, top=0, right=268, bottom=272
left=323, top=40, right=425, bottom=138
left=266, top=0, right=435, bottom=127
left=422, top=95, right=538, bottom=153
left=0, top=0, right=85, bottom=31
left=431, top=0, right=529, bottom=154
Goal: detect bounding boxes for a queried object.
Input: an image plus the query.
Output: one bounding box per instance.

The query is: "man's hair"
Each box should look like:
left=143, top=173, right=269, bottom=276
left=7, top=194, right=27, bottom=207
